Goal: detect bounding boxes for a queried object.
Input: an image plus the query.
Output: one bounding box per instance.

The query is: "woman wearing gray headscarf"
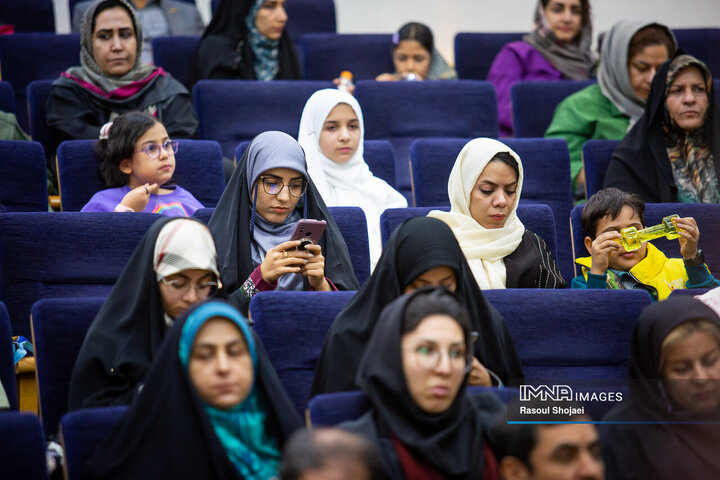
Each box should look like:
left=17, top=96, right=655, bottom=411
left=546, top=19, right=676, bottom=196
left=47, top=0, right=197, bottom=160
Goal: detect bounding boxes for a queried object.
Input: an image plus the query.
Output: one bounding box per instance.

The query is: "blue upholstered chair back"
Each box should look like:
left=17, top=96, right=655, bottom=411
left=0, top=412, right=49, bottom=480
left=674, top=28, right=720, bottom=77
left=379, top=204, right=558, bottom=261
left=192, top=207, right=370, bottom=285
left=56, top=139, right=225, bottom=211
left=0, top=212, right=162, bottom=337
left=484, top=289, right=650, bottom=380
left=286, top=0, right=336, bottom=46
left=27, top=79, right=55, bottom=158
left=409, top=137, right=574, bottom=281
left=0, top=34, right=81, bottom=129
left=0, top=302, right=18, bottom=410
left=249, top=290, right=356, bottom=415
left=454, top=32, right=525, bottom=80
left=235, top=139, right=397, bottom=189
left=355, top=80, right=498, bottom=196
left=0, top=140, right=49, bottom=212
left=571, top=203, right=720, bottom=279
left=301, top=33, right=393, bottom=81
left=194, top=80, right=334, bottom=158
left=61, top=406, right=129, bottom=480
left=152, top=36, right=200, bottom=89
left=32, top=297, right=105, bottom=436
left=0, top=81, right=15, bottom=113
left=0, top=0, right=54, bottom=33
left=582, top=139, right=620, bottom=199
left=511, top=80, right=595, bottom=138
left=307, top=387, right=518, bottom=427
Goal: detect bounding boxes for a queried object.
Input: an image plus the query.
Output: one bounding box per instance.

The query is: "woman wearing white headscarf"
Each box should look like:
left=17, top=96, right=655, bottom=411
left=298, top=89, right=407, bottom=269
left=546, top=20, right=676, bottom=195
left=428, top=138, right=565, bottom=289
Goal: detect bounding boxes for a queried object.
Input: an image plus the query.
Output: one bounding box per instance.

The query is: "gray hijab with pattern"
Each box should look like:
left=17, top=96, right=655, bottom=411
left=65, top=0, right=156, bottom=93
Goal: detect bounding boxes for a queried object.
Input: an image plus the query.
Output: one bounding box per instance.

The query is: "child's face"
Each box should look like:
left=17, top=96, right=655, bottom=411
left=393, top=39, right=431, bottom=79
left=120, top=122, right=175, bottom=188
left=590, top=205, right=647, bottom=271
left=318, top=103, right=361, bottom=164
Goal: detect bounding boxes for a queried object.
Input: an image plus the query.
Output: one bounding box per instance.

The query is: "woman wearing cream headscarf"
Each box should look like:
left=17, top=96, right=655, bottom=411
left=428, top=138, right=565, bottom=289
left=298, top=89, right=407, bottom=269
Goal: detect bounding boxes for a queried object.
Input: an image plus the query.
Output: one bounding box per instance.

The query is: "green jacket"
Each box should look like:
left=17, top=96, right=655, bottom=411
left=545, top=83, right=628, bottom=188
left=0, top=111, right=30, bottom=141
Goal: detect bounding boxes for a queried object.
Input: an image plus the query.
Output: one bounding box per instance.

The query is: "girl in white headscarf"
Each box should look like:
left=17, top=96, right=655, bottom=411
left=298, top=89, right=407, bottom=269
left=428, top=138, right=565, bottom=289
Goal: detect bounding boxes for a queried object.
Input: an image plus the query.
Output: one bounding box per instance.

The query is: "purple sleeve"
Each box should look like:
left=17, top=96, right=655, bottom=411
left=250, top=265, right=277, bottom=292
left=487, top=43, right=527, bottom=137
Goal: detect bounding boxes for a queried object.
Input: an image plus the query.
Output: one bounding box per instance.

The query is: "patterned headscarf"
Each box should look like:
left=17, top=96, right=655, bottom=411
left=65, top=0, right=157, bottom=93
left=663, top=55, right=720, bottom=203
left=244, top=0, right=280, bottom=82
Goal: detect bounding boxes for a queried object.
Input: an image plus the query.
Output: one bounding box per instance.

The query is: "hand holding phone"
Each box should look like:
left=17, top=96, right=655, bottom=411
left=289, top=219, right=327, bottom=251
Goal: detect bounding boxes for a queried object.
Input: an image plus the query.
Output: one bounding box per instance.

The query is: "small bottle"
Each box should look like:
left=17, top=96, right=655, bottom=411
left=337, top=71, right=354, bottom=93
left=617, top=214, right=681, bottom=251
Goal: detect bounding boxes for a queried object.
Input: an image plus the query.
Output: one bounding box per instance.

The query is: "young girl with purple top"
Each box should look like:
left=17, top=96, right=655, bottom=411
left=81, top=111, right=203, bottom=216
left=488, top=0, right=596, bottom=136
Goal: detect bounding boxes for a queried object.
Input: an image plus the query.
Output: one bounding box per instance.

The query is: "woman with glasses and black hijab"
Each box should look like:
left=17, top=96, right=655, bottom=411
left=208, top=131, right=359, bottom=315
left=69, top=216, right=222, bottom=410
left=340, top=288, right=504, bottom=480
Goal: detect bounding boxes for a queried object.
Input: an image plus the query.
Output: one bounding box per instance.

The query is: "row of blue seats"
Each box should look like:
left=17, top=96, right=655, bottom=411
left=2, top=201, right=719, bottom=343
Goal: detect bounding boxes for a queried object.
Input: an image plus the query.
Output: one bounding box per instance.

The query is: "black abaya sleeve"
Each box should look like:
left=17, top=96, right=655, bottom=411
left=159, top=93, right=198, bottom=139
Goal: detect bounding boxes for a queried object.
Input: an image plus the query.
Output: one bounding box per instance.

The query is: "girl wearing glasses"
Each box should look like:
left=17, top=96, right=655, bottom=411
left=69, top=217, right=222, bottom=409
left=209, top=131, right=359, bottom=315
left=81, top=111, right=203, bottom=216
left=340, top=288, right=503, bottom=480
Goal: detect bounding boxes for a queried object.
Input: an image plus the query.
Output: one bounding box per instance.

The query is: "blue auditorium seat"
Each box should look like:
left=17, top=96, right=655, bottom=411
left=31, top=297, right=105, bottom=436
left=27, top=80, right=54, bottom=158
left=409, top=137, right=573, bottom=281
left=0, top=0, right=54, bottom=32
left=674, top=28, right=720, bottom=77
left=0, top=81, right=15, bottom=113
left=0, top=140, right=48, bottom=212
left=56, top=139, right=225, bottom=211
left=511, top=80, right=595, bottom=138
left=152, top=36, right=200, bottom=89
left=355, top=80, right=498, bottom=198
left=194, top=80, right=333, bottom=158
left=249, top=290, right=356, bottom=415
left=0, top=34, right=81, bottom=129
left=307, top=386, right=518, bottom=427
left=192, top=206, right=371, bottom=285
left=0, top=412, right=48, bottom=480
left=235, top=139, right=397, bottom=189
left=582, top=139, right=620, bottom=199
left=285, top=0, right=336, bottom=45
left=61, top=406, right=129, bottom=480
left=0, top=212, right=161, bottom=337
left=0, top=302, right=18, bottom=410
left=571, top=203, right=720, bottom=279
left=484, top=289, right=650, bottom=380
left=301, top=33, right=393, bottom=81
left=454, top=32, right=525, bottom=80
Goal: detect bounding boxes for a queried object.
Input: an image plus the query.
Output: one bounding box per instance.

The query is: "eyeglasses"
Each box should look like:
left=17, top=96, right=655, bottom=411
left=404, top=345, right=474, bottom=374
left=138, top=140, right=179, bottom=160
left=258, top=176, right=308, bottom=198
left=159, top=277, right=221, bottom=297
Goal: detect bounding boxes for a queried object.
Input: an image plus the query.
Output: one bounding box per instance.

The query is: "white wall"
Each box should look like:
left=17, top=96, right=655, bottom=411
left=55, top=0, right=720, bottom=62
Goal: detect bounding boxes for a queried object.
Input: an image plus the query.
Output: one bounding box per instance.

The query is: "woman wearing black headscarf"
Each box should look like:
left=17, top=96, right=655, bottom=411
left=69, top=216, right=221, bottom=410
left=192, top=0, right=300, bottom=83
left=601, top=296, right=720, bottom=479
left=311, top=216, right=523, bottom=396
left=48, top=0, right=197, bottom=153
left=340, top=288, right=504, bottom=480
left=208, top=131, right=358, bottom=315
left=605, top=53, right=720, bottom=203
left=82, top=300, right=302, bottom=480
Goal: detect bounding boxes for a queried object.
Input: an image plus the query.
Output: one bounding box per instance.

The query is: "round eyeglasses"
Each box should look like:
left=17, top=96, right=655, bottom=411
left=405, top=345, right=474, bottom=374
left=159, top=277, right=221, bottom=297
left=138, top=140, right=179, bottom=160
left=259, top=176, right=308, bottom=198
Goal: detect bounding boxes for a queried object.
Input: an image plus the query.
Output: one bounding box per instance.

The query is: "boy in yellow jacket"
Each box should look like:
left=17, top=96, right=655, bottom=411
left=572, top=188, right=719, bottom=300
